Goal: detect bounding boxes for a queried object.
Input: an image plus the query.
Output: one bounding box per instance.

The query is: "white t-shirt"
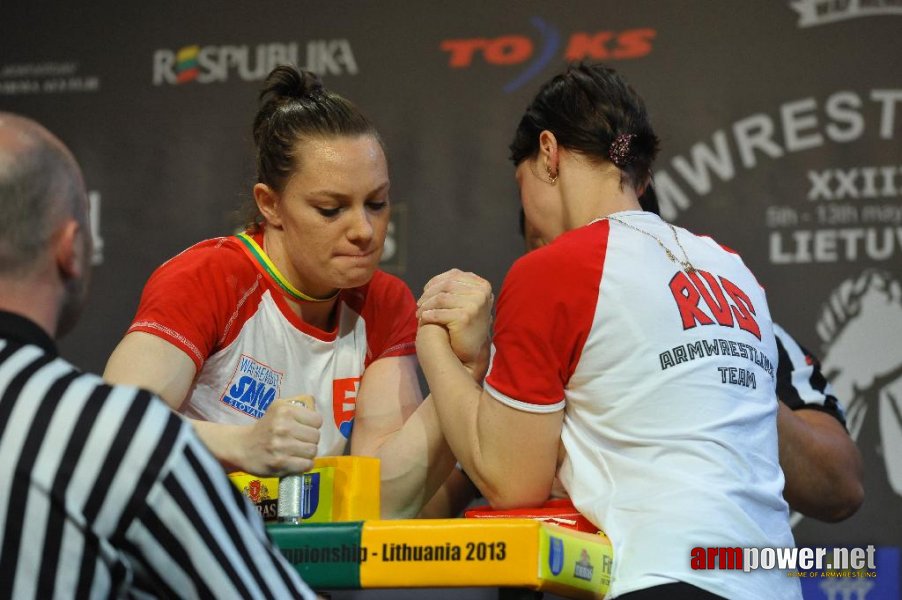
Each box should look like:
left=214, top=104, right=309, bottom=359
left=128, top=230, right=417, bottom=457
left=485, top=211, right=801, bottom=599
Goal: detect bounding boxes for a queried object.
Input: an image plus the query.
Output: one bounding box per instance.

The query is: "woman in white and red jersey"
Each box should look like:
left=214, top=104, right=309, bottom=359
left=104, top=65, right=488, bottom=518
left=417, top=63, right=802, bottom=598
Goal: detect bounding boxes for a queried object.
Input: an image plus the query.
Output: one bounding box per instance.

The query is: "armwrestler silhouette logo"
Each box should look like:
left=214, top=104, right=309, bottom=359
left=788, top=270, right=902, bottom=599
left=816, top=269, right=902, bottom=496
left=789, top=269, right=902, bottom=527
left=791, top=268, right=902, bottom=535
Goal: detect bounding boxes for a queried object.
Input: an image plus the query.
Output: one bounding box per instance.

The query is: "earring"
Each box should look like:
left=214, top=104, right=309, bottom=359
left=546, top=165, right=558, bottom=184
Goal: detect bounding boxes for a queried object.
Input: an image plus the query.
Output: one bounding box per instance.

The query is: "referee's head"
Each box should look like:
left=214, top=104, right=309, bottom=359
left=0, top=113, right=91, bottom=338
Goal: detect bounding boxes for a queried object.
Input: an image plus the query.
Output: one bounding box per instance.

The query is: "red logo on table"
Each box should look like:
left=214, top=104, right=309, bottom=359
left=243, top=479, right=271, bottom=504
left=332, top=377, right=360, bottom=439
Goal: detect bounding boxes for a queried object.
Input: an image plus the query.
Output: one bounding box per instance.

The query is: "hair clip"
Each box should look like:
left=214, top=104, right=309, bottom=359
left=609, top=133, right=635, bottom=168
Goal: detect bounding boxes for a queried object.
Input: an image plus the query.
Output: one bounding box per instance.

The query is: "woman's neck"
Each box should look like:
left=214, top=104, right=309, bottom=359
left=257, top=227, right=341, bottom=330
left=560, top=161, right=642, bottom=229
left=260, top=227, right=339, bottom=299
left=288, top=296, right=340, bottom=331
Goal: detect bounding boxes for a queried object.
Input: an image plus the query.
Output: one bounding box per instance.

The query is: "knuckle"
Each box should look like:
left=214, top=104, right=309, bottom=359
left=305, top=441, right=319, bottom=458
left=271, top=423, right=288, bottom=438
left=268, top=455, right=287, bottom=473
left=307, top=427, right=322, bottom=445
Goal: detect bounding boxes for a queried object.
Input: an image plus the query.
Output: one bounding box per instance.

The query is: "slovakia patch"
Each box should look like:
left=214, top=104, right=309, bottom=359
left=220, top=354, right=283, bottom=418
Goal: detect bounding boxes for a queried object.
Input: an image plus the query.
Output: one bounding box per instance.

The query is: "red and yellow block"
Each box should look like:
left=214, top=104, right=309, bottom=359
left=465, top=497, right=600, bottom=534
left=269, top=518, right=613, bottom=599
left=229, top=455, right=613, bottom=597
left=229, top=455, right=380, bottom=522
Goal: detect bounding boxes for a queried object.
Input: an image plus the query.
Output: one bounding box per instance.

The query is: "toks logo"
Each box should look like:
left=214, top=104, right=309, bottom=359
left=440, top=17, right=655, bottom=92
left=152, top=40, right=358, bottom=85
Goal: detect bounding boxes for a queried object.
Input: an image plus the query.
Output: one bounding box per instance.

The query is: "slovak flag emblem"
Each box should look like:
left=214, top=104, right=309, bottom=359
left=332, top=377, right=360, bottom=439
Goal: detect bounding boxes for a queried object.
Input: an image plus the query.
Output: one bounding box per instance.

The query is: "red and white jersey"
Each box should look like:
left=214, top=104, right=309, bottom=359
left=127, top=231, right=417, bottom=458
left=485, top=211, right=800, bottom=599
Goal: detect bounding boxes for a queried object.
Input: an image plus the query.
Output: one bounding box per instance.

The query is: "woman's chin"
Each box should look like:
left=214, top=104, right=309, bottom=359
left=335, top=265, right=378, bottom=290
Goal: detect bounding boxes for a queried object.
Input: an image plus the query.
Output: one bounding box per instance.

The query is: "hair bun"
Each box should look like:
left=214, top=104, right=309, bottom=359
left=294, top=69, right=324, bottom=99
left=259, top=65, right=324, bottom=105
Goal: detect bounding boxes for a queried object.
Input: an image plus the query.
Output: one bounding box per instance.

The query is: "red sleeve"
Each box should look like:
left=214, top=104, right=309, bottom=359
left=485, top=223, right=609, bottom=409
left=358, top=270, right=417, bottom=367
left=127, top=238, right=255, bottom=371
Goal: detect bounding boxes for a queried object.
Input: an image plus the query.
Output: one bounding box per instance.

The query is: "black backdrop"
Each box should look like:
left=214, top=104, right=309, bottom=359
left=3, top=2, right=900, bottom=597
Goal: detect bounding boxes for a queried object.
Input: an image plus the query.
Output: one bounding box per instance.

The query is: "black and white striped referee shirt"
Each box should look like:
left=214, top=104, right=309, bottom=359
left=774, top=323, right=846, bottom=426
left=0, top=311, right=315, bottom=599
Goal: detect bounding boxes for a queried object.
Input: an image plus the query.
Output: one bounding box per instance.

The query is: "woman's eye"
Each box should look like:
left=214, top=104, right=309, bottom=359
left=367, top=201, right=388, bottom=212
left=317, top=207, right=341, bottom=218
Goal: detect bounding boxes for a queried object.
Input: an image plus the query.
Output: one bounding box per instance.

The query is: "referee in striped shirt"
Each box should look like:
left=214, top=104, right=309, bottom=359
left=0, top=113, right=317, bottom=598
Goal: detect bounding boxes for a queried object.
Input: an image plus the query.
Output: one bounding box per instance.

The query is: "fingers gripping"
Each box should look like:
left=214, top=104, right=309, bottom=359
left=250, top=395, right=323, bottom=476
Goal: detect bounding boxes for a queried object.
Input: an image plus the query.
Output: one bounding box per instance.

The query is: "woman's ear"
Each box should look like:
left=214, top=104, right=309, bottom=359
left=538, top=130, right=559, bottom=180
left=253, top=183, right=282, bottom=228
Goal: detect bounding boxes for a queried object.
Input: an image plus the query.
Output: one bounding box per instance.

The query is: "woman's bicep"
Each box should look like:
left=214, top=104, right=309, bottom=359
left=104, top=331, right=197, bottom=410
left=349, top=354, right=423, bottom=456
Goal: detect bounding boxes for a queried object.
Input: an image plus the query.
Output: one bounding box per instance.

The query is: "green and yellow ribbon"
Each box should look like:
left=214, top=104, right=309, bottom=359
left=236, top=232, right=339, bottom=303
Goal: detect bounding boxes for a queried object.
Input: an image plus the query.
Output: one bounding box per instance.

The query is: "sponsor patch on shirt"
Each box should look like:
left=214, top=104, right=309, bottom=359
left=220, top=354, right=283, bottom=418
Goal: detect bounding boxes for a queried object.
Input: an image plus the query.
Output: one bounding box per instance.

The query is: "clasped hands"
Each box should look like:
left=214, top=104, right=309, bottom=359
left=232, top=269, right=494, bottom=478
left=416, top=268, right=494, bottom=380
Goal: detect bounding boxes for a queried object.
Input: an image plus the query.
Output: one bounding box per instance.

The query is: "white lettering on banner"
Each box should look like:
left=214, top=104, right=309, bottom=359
left=88, top=191, right=104, bottom=266
left=653, top=90, right=902, bottom=220
left=382, top=221, right=397, bottom=262
left=792, top=0, right=902, bottom=28
left=762, top=165, right=902, bottom=264
left=152, top=41, right=358, bottom=85
left=1, top=62, right=78, bottom=77
left=0, top=80, right=41, bottom=95
left=0, top=62, right=101, bottom=96
left=40, top=77, right=100, bottom=93
left=807, top=166, right=902, bottom=201
left=670, top=130, right=734, bottom=196
left=769, top=227, right=902, bottom=263
left=378, top=204, right=407, bottom=274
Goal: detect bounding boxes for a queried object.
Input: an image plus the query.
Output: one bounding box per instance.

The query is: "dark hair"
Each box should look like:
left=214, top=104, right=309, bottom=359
left=639, top=180, right=661, bottom=215
left=244, top=65, right=382, bottom=229
left=509, top=62, right=659, bottom=190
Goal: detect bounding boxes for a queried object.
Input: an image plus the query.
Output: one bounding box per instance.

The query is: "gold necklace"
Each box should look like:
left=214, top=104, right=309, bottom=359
left=603, top=215, right=697, bottom=274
